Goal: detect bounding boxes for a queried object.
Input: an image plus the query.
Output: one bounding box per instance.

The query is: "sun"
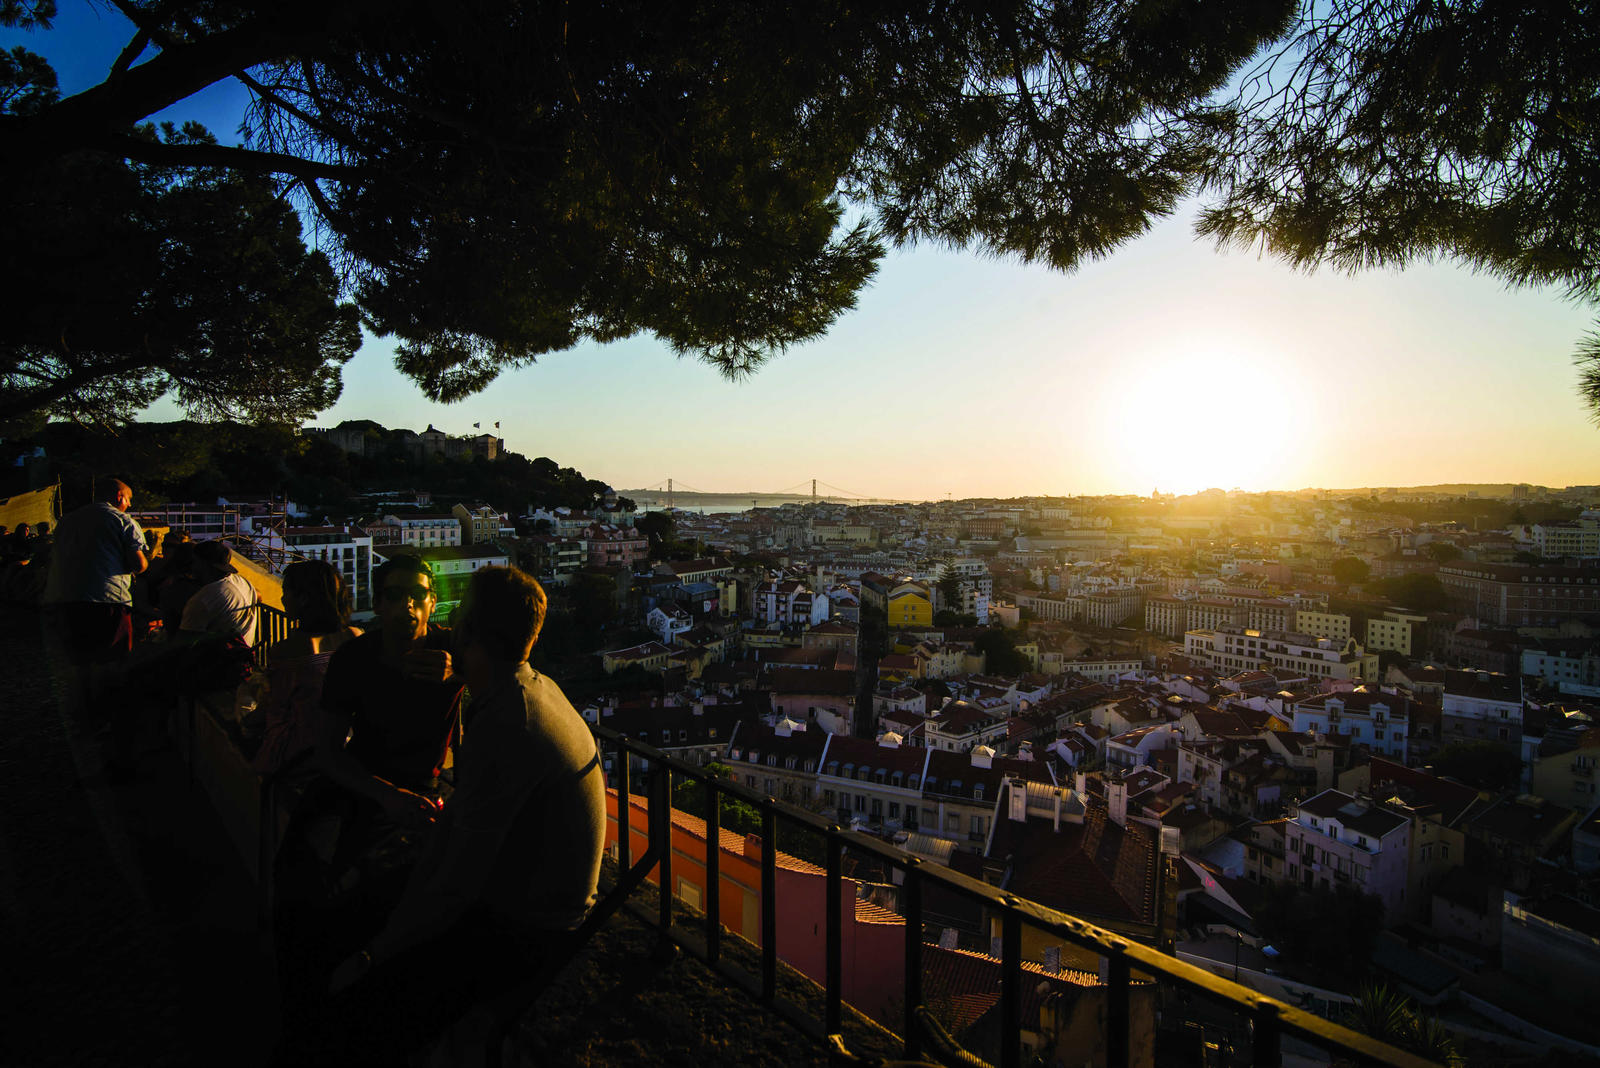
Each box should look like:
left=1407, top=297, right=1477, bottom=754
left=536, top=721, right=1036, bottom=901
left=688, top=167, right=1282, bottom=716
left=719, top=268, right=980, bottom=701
left=1090, top=344, right=1302, bottom=495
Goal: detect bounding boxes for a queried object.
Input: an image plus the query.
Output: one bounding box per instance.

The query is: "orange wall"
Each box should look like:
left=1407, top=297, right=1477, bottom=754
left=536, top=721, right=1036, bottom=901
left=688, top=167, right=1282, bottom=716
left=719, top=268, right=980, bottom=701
left=605, top=790, right=907, bottom=1022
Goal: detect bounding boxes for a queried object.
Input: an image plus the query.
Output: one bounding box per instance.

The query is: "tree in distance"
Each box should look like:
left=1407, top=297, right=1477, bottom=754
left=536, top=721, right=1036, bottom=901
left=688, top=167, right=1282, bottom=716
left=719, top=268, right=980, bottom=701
left=4, top=0, right=1597, bottom=416
left=1330, top=556, right=1370, bottom=587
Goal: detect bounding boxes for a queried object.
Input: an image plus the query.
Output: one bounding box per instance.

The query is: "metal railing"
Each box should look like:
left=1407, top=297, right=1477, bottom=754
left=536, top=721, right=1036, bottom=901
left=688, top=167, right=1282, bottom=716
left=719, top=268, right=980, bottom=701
left=591, top=722, right=1439, bottom=1068
left=254, top=604, right=294, bottom=667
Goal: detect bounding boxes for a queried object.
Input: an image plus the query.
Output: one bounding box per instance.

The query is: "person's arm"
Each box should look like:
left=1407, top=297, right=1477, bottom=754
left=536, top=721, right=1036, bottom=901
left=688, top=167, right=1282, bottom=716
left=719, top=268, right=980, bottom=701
left=333, top=721, right=540, bottom=986
left=124, top=520, right=149, bottom=576
left=313, top=653, right=438, bottom=828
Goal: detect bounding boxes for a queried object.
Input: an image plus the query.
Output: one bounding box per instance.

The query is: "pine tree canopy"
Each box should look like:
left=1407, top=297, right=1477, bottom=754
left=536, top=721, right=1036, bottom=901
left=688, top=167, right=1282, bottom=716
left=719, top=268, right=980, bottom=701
left=2, top=0, right=1596, bottom=419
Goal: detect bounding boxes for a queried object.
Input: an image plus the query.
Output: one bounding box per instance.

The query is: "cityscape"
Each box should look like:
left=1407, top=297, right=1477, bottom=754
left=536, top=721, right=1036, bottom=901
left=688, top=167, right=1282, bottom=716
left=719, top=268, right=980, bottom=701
left=5, top=1, right=1599, bottom=1066
left=7, top=414, right=1600, bottom=1064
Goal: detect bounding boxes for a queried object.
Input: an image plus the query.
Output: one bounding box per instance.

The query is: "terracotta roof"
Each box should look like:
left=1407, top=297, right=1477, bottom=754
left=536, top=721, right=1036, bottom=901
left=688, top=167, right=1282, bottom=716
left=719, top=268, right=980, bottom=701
left=1368, top=758, right=1479, bottom=825
left=987, top=795, right=1161, bottom=927
left=766, top=667, right=855, bottom=695
left=1297, top=790, right=1408, bottom=838
left=821, top=734, right=929, bottom=777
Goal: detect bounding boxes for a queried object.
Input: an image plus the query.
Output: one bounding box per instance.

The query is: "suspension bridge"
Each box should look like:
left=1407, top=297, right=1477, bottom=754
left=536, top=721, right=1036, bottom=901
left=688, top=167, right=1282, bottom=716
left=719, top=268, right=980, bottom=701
left=625, top=477, right=903, bottom=509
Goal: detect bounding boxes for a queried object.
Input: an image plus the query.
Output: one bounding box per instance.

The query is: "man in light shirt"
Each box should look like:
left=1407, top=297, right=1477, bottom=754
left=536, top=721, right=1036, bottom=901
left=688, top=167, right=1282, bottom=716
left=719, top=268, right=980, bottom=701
left=44, top=478, right=148, bottom=739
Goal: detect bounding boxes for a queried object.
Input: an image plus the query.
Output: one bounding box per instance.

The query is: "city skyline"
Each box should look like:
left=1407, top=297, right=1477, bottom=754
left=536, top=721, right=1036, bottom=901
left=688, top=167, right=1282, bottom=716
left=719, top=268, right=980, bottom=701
left=17, top=5, right=1600, bottom=501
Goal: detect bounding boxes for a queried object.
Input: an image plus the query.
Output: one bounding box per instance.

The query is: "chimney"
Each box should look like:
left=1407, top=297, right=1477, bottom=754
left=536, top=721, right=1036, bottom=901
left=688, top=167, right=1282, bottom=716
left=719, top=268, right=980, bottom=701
left=971, top=745, right=994, bottom=769
left=1108, top=777, right=1128, bottom=828
left=1074, top=770, right=1087, bottom=798
left=1008, top=779, right=1028, bottom=822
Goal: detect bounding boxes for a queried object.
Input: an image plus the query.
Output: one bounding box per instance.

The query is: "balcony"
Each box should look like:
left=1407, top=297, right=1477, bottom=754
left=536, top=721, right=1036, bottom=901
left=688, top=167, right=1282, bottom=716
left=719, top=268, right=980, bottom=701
left=4, top=602, right=1437, bottom=1068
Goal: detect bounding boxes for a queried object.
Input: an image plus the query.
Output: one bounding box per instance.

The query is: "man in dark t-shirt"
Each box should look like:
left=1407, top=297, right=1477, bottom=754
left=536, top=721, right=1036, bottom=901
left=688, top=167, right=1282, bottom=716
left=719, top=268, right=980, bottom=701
left=315, top=554, right=466, bottom=829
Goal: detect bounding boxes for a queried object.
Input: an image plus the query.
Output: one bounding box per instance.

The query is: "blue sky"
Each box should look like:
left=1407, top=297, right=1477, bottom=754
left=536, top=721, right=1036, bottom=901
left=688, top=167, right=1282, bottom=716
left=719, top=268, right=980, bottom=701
left=12, top=5, right=1598, bottom=499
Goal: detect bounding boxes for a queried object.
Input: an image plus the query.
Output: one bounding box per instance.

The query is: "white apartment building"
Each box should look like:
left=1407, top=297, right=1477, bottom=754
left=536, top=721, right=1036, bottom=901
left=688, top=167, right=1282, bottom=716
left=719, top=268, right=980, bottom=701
left=1292, top=691, right=1410, bottom=762
left=1286, top=791, right=1410, bottom=924
left=1530, top=514, right=1600, bottom=559
left=1521, top=644, right=1600, bottom=694
left=1145, top=596, right=1191, bottom=638
left=1058, top=658, right=1143, bottom=683
left=752, top=579, right=829, bottom=627
left=1438, top=669, right=1523, bottom=748
left=1186, top=624, right=1379, bottom=682
left=385, top=512, right=463, bottom=550
left=284, top=525, right=376, bottom=614
left=1017, top=585, right=1143, bottom=627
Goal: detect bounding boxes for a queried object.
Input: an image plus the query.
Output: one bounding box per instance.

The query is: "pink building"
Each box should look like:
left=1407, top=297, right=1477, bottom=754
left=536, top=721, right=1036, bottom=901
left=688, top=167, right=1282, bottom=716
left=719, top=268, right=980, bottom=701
left=584, top=523, right=649, bottom=569
left=607, top=791, right=906, bottom=1024
left=1286, top=789, right=1410, bottom=924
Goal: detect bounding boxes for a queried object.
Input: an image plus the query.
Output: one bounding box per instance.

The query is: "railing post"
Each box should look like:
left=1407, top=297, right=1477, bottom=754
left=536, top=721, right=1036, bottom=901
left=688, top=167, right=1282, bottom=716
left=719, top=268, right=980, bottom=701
left=616, top=742, right=631, bottom=874
left=1001, top=901, right=1022, bottom=1068
left=761, top=803, right=777, bottom=1002
left=902, top=860, right=923, bottom=1061
left=1106, top=943, right=1130, bottom=1068
left=1251, top=999, right=1282, bottom=1068
left=705, top=772, right=721, bottom=965
left=656, top=761, right=673, bottom=946
left=826, top=828, right=842, bottom=1036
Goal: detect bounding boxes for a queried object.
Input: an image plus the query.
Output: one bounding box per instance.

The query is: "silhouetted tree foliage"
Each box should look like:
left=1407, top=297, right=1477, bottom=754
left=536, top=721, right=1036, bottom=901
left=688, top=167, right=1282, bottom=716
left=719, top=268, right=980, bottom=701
left=974, top=628, right=1030, bottom=676
left=0, top=0, right=1296, bottom=399
left=1331, top=556, right=1370, bottom=586
left=672, top=762, right=827, bottom=866
left=0, top=117, right=358, bottom=424
left=7, top=1, right=1597, bottom=414
left=21, top=419, right=610, bottom=514
left=1433, top=741, right=1523, bottom=791
left=633, top=511, right=677, bottom=559
left=1371, top=572, right=1449, bottom=611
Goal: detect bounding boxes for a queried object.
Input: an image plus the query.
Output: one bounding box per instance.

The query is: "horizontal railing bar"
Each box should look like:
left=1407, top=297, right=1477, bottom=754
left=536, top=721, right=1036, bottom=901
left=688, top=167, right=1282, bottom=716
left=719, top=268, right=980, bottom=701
left=590, top=725, right=1439, bottom=1068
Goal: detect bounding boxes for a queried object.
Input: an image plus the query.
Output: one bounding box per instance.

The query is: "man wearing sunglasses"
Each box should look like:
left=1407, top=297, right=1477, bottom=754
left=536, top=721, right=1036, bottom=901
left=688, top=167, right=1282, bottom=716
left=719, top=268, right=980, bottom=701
left=314, top=554, right=466, bottom=843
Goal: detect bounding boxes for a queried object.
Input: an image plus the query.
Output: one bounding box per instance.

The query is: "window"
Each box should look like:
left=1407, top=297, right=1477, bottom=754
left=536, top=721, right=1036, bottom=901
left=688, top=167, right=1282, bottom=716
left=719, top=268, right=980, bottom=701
left=889, top=802, right=900, bottom=818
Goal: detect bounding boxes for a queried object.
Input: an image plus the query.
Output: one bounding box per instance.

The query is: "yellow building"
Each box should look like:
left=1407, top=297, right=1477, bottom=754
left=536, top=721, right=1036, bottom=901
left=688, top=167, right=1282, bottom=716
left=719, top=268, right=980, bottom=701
left=887, top=580, right=933, bottom=628
left=1366, top=609, right=1427, bottom=656
left=1295, top=610, right=1352, bottom=643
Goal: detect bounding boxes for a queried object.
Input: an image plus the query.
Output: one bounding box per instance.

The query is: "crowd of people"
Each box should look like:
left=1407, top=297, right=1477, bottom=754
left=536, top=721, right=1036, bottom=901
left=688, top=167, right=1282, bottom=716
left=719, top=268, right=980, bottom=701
left=0, top=519, right=53, bottom=602
left=37, top=477, right=608, bottom=1062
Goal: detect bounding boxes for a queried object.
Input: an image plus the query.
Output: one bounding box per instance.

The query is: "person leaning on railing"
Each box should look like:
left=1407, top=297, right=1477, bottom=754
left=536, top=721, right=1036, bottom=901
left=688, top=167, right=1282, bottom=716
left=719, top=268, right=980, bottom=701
left=324, top=564, right=606, bottom=1062
left=251, top=559, right=363, bottom=779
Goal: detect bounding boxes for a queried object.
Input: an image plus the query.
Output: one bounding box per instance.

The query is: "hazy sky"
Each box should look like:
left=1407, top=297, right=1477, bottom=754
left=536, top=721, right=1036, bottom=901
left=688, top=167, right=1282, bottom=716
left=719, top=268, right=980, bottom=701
left=17, top=6, right=1599, bottom=500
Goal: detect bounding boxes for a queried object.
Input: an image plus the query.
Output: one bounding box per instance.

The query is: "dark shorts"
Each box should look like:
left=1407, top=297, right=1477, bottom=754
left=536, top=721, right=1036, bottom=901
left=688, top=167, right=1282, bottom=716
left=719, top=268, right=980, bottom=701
left=48, top=602, right=134, bottom=665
